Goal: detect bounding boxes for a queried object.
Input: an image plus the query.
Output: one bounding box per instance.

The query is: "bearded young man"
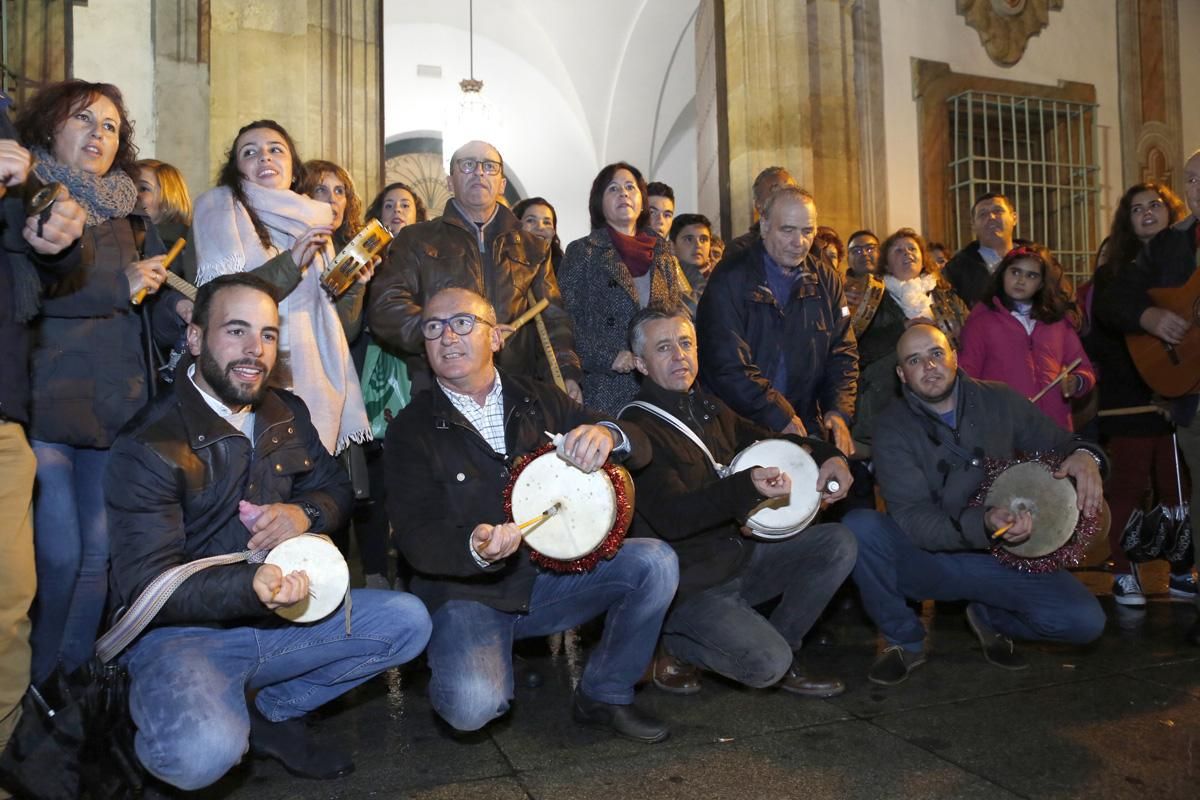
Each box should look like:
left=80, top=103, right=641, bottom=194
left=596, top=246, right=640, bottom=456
left=104, top=274, right=431, bottom=792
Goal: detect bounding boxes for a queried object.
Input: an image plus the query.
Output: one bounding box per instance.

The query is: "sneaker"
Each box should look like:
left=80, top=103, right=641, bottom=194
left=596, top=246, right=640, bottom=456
left=965, top=603, right=1028, bottom=671
left=867, top=645, right=927, bottom=686
left=1168, top=572, right=1198, bottom=600
left=1112, top=573, right=1147, bottom=607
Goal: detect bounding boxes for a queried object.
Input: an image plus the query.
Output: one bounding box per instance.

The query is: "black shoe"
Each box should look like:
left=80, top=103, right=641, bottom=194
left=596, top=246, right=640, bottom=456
left=965, top=603, right=1028, bottom=671
left=778, top=657, right=845, bottom=697
left=571, top=688, right=670, bottom=743
left=248, top=706, right=355, bottom=780
left=867, top=645, right=927, bottom=686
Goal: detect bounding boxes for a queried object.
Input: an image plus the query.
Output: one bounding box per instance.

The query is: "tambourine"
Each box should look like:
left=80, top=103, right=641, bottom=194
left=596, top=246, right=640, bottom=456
left=970, top=455, right=1103, bottom=573
left=504, top=443, right=634, bottom=572
left=320, top=218, right=393, bottom=298
left=264, top=534, right=350, bottom=622
left=727, top=439, right=824, bottom=540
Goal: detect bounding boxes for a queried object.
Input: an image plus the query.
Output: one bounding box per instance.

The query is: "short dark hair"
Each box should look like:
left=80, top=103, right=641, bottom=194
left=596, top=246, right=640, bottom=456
left=971, top=192, right=1014, bottom=215
left=814, top=226, right=844, bottom=261
left=627, top=303, right=692, bottom=357
left=16, top=79, right=139, bottom=177
left=192, top=274, right=280, bottom=331
left=647, top=181, right=675, bottom=202
left=751, top=166, right=793, bottom=209
left=588, top=162, right=650, bottom=231
left=216, top=119, right=306, bottom=251
left=669, top=213, right=712, bottom=242
left=847, top=229, right=878, bottom=246
left=366, top=182, right=428, bottom=225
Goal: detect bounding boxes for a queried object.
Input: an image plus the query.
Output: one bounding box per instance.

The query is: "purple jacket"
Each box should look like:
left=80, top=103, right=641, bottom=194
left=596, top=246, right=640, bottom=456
left=958, top=299, right=1095, bottom=431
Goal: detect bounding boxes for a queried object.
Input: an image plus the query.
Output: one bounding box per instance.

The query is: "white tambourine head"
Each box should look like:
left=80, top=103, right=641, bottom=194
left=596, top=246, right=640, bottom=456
left=264, top=534, right=350, bottom=623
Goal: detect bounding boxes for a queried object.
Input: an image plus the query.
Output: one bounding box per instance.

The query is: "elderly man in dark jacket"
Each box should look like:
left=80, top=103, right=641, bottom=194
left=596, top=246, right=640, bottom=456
left=385, top=287, right=678, bottom=743
left=844, top=324, right=1106, bottom=686
left=367, top=140, right=582, bottom=398
left=0, top=96, right=87, bottom=762
left=696, top=186, right=857, bottom=457
left=620, top=307, right=855, bottom=698
left=104, top=274, right=431, bottom=792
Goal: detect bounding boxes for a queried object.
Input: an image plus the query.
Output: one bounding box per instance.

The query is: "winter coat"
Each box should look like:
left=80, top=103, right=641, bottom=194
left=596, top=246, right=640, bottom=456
left=559, top=227, right=685, bottom=415
left=28, top=215, right=183, bottom=447
left=696, top=240, right=857, bottom=433
left=105, top=364, right=353, bottom=628
left=958, top=299, right=1095, bottom=431
left=873, top=372, right=1106, bottom=552
left=384, top=371, right=651, bottom=613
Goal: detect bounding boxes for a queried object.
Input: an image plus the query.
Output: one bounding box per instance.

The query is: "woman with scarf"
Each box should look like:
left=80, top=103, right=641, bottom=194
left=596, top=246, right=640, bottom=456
left=559, top=162, right=686, bottom=415
left=851, top=227, right=968, bottom=453
left=191, top=121, right=370, bottom=456
left=16, top=80, right=189, bottom=680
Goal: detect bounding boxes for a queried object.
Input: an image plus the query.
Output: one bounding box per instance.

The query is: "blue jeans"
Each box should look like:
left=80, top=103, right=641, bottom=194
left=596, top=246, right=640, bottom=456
left=123, top=590, right=431, bottom=791
left=426, top=538, right=678, bottom=732
left=30, top=441, right=111, bottom=682
left=844, top=509, right=1105, bottom=651
left=663, top=523, right=857, bottom=687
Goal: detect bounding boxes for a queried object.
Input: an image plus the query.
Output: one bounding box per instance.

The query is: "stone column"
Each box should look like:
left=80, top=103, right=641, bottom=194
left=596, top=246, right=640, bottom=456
left=702, top=0, right=886, bottom=240
left=1116, top=0, right=1183, bottom=189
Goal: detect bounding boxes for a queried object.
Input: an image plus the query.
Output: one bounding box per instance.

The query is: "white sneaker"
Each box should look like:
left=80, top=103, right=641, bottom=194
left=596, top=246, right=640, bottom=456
left=1112, top=573, right=1146, bottom=607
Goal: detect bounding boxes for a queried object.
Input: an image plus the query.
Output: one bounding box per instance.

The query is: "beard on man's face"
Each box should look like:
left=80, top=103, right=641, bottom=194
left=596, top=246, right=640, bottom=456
left=198, top=347, right=271, bottom=408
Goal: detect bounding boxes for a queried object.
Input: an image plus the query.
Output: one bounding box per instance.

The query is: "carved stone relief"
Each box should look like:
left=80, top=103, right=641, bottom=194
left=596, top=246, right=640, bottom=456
left=956, top=0, right=1063, bottom=67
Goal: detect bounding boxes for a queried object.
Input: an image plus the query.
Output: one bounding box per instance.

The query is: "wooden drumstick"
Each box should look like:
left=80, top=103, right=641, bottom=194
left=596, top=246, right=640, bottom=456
left=990, top=522, right=1014, bottom=540
left=517, top=501, right=562, bottom=534
left=1029, top=358, right=1083, bottom=402
left=132, top=238, right=188, bottom=305
left=503, top=298, right=550, bottom=339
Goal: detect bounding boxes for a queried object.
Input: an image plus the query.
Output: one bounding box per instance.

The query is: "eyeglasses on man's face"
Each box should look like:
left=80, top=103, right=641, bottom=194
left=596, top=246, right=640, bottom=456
left=455, top=158, right=503, bottom=176
left=421, top=313, right=495, bottom=340
left=849, top=244, right=878, bottom=255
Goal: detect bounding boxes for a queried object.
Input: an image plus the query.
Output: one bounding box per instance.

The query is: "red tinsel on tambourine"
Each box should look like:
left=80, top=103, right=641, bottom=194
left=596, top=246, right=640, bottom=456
left=969, top=452, right=1102, bottom=573
left=503, top=443, right=634, bottom=573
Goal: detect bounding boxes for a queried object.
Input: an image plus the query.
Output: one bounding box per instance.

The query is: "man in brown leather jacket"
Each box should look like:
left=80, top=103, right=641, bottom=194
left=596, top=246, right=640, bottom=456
left=367, top=140, right=582, bottom=399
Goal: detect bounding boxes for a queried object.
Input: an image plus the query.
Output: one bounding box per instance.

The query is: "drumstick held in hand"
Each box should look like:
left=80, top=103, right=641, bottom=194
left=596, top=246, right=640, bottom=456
left=990, top=522, right=1014, bottom=540
left=517, top=502, right=562, bottom=533
left=1029, top=358, right=1083, bottom=403
left=132, top=238, right=187, bottom=305
left=503, top=298, right=550, bottom=339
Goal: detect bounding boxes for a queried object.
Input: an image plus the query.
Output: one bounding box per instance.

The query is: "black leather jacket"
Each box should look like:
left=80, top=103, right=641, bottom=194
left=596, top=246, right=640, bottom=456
left=105, top=361, right=353, bottom=629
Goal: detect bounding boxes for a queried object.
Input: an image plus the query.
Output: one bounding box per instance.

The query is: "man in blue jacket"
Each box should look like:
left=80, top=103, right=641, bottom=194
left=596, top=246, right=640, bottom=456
left=696, top=186, right=857, bottom=457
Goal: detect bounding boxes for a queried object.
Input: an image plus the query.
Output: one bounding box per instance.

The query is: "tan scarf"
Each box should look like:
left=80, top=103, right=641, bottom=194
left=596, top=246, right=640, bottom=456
left=192, top=183, right=370, bottom=454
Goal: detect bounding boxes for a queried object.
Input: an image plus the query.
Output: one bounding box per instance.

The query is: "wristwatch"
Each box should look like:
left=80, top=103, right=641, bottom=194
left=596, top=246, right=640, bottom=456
left=297, top=501, right=322, bottom=532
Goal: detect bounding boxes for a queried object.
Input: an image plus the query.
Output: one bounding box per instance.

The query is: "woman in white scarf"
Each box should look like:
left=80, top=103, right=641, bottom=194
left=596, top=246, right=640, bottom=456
left=192, top=120, right=370, bottom=455
left=851, top=228, right=969, bottom=452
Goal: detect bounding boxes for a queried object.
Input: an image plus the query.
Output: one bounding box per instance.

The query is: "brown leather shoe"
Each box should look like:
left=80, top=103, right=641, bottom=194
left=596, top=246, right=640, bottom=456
left=778, top=660, right=845, bottom=698
left=652, top=648, right=701, bottom=695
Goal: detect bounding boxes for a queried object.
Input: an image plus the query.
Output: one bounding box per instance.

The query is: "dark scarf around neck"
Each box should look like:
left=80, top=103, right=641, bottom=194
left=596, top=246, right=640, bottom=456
left=609, top=227, right=656, bottom=278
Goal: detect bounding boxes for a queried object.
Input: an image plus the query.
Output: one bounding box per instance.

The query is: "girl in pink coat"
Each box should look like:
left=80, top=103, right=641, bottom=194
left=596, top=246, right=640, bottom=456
left=958, top=243, right=1095, bottom=430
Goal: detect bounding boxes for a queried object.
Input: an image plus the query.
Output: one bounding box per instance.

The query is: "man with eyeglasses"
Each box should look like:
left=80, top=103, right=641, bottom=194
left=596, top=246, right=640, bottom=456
left=384, top=286, right=679, bottom=742
left=843, top=230, right=885, bottom=337
left=368, top=140, right=582, bottom=401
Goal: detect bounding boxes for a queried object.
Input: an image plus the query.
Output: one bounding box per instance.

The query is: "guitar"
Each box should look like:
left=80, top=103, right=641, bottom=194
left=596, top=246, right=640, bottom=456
left=1125, top=265, right=1200, bottom=397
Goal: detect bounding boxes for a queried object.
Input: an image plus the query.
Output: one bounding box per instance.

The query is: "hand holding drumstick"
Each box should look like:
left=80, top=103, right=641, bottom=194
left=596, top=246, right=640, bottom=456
left=471, top=522, right=523, bottom=563
left=986, top=507, right=1033, bottom=545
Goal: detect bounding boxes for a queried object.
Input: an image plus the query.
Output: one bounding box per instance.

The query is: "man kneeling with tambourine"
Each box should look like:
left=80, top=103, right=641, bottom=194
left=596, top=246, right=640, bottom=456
left=620, top=306, right=857, bottom=698
left=104, top=275, right=431, bottom=792
left=385, top=288, right=679, bottom=744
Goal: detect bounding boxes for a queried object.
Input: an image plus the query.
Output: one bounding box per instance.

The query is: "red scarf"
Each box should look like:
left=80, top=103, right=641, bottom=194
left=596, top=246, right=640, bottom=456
left=609, top=227, right=657, bottom=278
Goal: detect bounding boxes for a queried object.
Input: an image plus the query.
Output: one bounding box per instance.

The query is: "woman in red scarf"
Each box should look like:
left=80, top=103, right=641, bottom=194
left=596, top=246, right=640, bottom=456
left=559, top=162, right=687, bottom=414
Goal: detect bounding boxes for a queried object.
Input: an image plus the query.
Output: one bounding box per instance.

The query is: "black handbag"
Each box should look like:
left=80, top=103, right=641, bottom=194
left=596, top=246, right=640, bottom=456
left=1120, top=433, right=1194, bottom=564
left=0, top=552, right=251, bottom=799
left=0, top=660, right=141, bottom=799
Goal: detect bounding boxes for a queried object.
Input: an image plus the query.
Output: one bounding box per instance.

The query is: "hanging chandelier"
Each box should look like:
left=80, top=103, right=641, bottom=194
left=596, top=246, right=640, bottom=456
left=444, top=0, right=499, bottom=169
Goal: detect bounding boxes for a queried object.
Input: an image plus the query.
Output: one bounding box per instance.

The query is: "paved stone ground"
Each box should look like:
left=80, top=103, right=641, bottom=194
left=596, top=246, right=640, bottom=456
left=198, top=563, right=1200, bottom=800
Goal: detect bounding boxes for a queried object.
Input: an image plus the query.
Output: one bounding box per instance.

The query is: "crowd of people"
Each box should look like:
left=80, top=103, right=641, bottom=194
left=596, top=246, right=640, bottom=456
left=1, top=77, right=1199, bottom=796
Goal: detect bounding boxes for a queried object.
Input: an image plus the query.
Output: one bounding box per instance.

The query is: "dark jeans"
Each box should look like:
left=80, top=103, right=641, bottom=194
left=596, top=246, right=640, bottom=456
left=663, top=523, right=857, bottom=687
left=845, top=509, right=1106, bottom=651
left=30, top=441, right=111, bottom=681
left=124, top=590, right=431, bottom=791
left=425, top=539, right=678, bottom=732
